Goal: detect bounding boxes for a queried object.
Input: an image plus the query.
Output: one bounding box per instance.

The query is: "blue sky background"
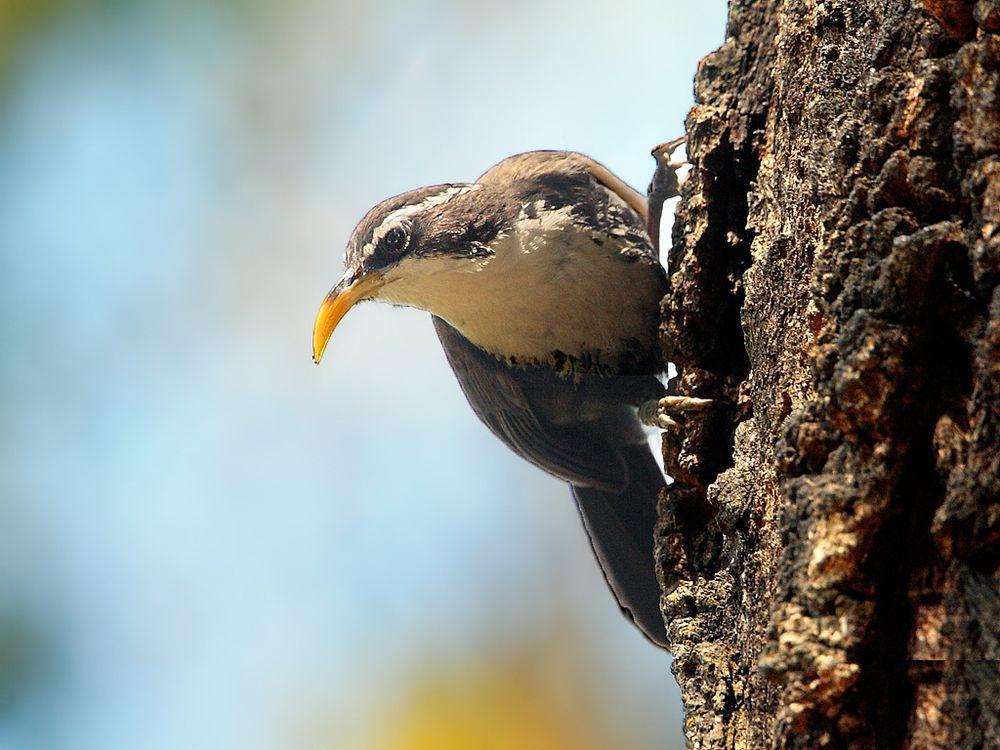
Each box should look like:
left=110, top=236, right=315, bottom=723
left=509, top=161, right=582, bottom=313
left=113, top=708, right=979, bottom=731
left=0, top=1, right=725, bottom=748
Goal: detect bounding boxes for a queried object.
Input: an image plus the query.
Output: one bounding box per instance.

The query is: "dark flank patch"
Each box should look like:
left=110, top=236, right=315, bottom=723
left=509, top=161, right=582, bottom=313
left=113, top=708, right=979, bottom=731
left=551, top=350, right=567, bottom=372
left=416, top=192, right=515, bottom=260
left=454, top=214, right=505, bottom=255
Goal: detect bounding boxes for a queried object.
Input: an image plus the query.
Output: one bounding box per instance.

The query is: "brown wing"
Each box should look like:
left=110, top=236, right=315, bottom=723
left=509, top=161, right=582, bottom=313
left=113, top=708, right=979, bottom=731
left=432, top=316, right=629, bottom=491
left=434, top=315, right=669, bottom=647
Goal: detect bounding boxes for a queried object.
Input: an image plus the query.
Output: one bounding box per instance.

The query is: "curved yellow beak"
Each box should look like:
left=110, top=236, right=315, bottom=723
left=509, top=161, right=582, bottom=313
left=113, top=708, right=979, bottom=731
left=312, top=272, right=386, bottom=364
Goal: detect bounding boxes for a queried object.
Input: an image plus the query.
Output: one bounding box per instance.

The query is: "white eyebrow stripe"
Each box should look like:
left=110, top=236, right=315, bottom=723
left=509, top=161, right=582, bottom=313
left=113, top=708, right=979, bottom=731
left=364, top=185, right=479, bottom=256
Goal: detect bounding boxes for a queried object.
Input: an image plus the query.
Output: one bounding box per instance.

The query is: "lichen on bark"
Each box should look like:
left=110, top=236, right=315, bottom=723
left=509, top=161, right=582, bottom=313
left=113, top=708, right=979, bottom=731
left=656, top=1, right=1000, bottom=747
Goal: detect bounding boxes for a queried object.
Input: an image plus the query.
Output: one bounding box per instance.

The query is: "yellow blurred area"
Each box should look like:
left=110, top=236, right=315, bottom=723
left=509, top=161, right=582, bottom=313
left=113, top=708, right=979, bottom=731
left=300, top=635, right=646, bottom=750
left=377, top=669, right=593, bottom=749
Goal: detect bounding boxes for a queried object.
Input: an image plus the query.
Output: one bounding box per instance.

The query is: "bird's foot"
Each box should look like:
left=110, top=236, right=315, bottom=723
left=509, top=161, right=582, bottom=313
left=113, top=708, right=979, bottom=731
left=639, top=395, right=717, bottom=430
left=651, top=135, right=686, bottom=159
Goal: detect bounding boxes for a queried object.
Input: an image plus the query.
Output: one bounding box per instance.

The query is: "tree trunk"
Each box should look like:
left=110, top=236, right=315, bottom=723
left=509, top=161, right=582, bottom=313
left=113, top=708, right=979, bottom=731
left=656, top=1, right=999, bottom=747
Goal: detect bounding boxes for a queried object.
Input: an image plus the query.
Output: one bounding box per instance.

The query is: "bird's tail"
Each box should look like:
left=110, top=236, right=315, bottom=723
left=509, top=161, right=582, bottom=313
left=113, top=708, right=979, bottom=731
left=571, top=443, right=668, bottom=648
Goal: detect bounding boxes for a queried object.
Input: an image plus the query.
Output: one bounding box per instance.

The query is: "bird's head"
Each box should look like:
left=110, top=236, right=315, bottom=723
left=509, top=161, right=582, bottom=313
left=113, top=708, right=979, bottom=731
left=312, top=182, right=492, bottom=363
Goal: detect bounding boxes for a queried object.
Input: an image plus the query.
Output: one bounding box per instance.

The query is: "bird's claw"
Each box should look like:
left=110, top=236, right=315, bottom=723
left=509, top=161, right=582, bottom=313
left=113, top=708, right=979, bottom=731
left=639, top=395, right=717, bottom=430
left=651, top=138, right=690, bottom=188
left=651, top=136, right=687, bottom=160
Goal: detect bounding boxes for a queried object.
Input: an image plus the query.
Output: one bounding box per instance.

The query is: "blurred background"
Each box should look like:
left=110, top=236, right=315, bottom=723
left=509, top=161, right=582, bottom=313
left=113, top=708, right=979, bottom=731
left=0, top=1, right=724, bottom=748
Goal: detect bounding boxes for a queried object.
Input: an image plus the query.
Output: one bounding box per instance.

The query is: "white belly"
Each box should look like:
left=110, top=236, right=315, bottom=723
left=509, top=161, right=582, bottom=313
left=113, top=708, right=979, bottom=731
left=375, top=210, right=662, bottom=366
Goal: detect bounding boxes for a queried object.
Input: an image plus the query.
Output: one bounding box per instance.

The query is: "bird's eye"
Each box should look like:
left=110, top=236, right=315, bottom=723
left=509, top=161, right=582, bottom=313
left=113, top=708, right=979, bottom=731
left=381, top=225, right=409, bottom=255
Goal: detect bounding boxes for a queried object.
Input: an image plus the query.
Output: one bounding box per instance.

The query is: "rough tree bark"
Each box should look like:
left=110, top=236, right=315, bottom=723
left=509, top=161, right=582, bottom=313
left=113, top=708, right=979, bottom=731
left=655, top=1, right=999, bottom=747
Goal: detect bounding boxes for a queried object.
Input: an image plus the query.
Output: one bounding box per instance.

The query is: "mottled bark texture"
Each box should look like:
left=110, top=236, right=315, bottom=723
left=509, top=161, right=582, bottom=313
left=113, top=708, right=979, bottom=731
left=655, top=1, right=1000, bottom=747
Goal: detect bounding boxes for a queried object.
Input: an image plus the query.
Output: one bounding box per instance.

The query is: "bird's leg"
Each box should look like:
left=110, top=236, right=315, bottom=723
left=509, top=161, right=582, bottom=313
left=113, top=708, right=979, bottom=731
left=639, top=394, right=718, bottom=431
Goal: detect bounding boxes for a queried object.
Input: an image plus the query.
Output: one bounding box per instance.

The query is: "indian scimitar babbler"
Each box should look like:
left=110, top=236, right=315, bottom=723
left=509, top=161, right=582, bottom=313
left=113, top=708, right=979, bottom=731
left=312, top=144, right=703, bottom=647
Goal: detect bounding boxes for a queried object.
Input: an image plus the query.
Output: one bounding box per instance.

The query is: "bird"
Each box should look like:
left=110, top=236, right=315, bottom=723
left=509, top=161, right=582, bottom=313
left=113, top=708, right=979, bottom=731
left=312, top=149, right=684, bottom=647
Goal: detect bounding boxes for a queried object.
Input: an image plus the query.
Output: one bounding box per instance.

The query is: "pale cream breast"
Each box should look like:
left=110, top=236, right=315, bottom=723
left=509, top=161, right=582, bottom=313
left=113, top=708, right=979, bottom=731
left=374, top=206, right=663, bottom=367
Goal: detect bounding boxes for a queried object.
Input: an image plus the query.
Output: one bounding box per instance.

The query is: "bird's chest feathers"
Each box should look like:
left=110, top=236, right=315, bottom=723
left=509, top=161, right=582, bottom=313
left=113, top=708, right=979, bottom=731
left=377, top=209, right=662, bottom=370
